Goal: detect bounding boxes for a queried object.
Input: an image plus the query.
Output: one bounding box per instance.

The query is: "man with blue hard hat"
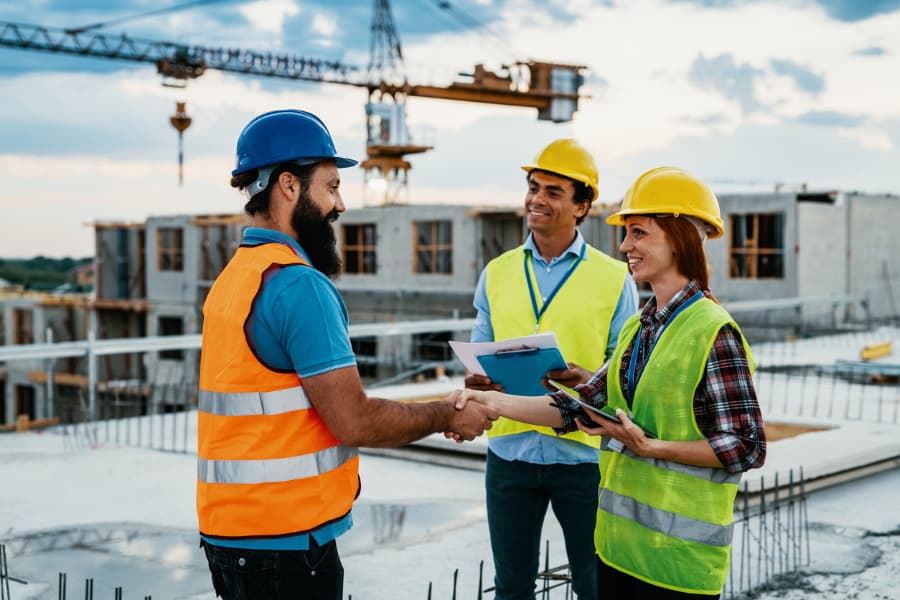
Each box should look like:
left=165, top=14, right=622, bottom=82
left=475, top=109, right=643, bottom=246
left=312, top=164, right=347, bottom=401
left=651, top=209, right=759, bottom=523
left=197, top=109, right=497, bottom=600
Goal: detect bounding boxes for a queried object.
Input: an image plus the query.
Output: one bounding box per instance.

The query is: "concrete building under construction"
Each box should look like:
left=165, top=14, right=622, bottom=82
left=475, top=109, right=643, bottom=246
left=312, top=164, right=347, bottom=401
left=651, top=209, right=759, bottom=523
left=1, top=188, right=898, bottom=426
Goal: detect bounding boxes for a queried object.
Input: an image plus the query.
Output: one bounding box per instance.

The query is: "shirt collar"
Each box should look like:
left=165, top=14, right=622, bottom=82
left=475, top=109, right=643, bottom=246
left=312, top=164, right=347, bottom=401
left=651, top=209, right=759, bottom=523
left=242, top=227, right=311, bottom=263
left=639, top=280, right=703, bottom=328
left=524, top=231, right=586, bottom=265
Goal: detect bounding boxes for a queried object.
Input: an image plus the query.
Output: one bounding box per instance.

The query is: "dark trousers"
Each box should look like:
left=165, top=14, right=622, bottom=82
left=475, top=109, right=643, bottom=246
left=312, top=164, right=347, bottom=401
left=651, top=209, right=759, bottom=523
left=202, top=539, right=344, bottom=600
left=486, top=450, right=599, bottom=600
left=597, top=556, right=720, bottom=599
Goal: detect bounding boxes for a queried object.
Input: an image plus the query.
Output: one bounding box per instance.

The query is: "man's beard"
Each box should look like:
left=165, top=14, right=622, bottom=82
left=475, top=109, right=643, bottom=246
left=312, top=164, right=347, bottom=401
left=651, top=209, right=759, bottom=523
left=291, top=190, right=342, bottom=279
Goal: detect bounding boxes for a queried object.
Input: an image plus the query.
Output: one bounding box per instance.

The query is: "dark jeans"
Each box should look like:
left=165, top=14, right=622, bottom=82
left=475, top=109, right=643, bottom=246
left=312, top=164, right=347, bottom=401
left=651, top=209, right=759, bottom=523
left=202, top=539, right=344, bottom=600
left=597, top=557, right=720, bottom=599
left=486, top=450, right=599, bottom=600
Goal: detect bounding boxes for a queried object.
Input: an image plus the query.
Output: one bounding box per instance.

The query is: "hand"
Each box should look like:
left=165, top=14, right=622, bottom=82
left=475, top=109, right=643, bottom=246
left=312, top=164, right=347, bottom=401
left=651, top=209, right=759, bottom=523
left=447, top=399, right=497, bottom=442
left=543, top=362, right=592, bottom=389
left=464, top=373, right=504, bottom=392
left=576, top=408, right=652, bottom=455
left=447, top=388, right=492, bottom=411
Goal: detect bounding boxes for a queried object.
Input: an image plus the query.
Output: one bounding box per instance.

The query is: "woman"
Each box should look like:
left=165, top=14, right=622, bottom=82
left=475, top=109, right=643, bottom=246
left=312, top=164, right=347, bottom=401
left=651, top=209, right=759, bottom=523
left=451, top=166, right=766, bottom=599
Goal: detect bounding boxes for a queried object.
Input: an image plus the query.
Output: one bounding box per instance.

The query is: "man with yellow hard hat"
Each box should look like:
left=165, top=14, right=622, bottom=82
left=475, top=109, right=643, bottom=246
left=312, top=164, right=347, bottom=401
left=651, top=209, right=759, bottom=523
left=466, top=139, right=639, bottom=599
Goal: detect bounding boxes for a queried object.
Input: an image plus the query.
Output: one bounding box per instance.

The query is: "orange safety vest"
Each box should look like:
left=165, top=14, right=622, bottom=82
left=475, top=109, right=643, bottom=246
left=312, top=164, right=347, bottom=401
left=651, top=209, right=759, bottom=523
left=197, top=241, right=360, bottom=539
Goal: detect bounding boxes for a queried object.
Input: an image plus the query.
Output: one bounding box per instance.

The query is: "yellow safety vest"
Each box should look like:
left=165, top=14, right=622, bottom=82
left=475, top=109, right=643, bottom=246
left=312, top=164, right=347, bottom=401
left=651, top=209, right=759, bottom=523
left=596, top=298, right=754, bottom=594
left=197, top=242, right=360, bottom=539
left=485, top=243, right=628, bottom=447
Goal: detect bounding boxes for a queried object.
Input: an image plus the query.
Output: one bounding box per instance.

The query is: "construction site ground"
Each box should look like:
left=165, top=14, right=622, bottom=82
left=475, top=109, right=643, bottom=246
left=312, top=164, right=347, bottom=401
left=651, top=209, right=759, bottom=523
left=1, top=372, right=898, bottom=598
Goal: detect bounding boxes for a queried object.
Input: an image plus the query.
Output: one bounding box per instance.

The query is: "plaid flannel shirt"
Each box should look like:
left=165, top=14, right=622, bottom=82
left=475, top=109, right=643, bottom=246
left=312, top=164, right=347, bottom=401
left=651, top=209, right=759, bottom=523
left=552, top=281, right=766, bottom=473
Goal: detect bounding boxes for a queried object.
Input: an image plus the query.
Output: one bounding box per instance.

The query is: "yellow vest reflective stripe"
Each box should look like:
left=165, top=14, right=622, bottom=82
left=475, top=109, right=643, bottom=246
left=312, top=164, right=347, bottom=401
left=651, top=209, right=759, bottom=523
left=600, top=489, right=735, bottom=547
left=596, top=298, right=754, bottom=595
left=485, top=244, right=628, bottom=446
left=198, top=242, right=360, bottom=539
left=599, top=437, right=741, bottom=485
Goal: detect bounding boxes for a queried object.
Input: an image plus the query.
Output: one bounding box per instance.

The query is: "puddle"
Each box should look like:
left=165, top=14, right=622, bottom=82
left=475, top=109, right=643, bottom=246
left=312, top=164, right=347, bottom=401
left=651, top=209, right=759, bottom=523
left=3, top=500, right=485, bottom=599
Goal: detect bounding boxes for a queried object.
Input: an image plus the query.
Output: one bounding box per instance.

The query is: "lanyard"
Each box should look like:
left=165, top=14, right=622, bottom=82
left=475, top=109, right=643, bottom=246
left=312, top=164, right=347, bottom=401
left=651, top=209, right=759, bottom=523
left=625, top=290, right=705, bottom=405
left=524, top=243, right=586, bottom=334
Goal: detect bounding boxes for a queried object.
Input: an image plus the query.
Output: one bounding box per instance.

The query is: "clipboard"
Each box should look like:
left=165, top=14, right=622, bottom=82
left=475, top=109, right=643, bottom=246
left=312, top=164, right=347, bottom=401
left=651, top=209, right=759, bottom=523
left=476, top=346, right=567, bottom=396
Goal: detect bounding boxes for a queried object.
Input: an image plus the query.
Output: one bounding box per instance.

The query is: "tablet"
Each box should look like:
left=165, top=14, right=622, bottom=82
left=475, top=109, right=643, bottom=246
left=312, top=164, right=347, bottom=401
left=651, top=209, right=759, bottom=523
left=547, top=380, right=656, bottom=438
left=547, top=380, right=621, bottom=423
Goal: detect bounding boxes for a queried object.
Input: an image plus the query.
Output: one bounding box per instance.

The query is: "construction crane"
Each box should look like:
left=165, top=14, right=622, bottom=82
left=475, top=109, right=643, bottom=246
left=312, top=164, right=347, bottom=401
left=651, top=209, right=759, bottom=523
left=0, top=1, right=587, bottom=201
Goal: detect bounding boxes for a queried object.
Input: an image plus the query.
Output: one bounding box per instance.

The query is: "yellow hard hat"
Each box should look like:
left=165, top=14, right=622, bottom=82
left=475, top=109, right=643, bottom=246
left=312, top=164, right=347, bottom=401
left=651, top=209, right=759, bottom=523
left=521, top=138, right=599, bottom=202
left=606, top=166, right=724, bottom=238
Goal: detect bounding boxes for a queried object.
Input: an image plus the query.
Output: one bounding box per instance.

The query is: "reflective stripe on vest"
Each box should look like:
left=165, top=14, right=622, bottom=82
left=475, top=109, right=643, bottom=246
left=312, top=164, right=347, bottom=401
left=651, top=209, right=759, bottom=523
left=599, top=489, right=734, bottom=548
left=199, top=445, right=359, bottom=485
left=485, top=244, right=628, bottom=446
left=198, top=242, right=360, bottom=539
left=600, top=437, right=741, bottom=485
left=596, top=298, right=751, bottom=595
left=199, top=386, right=311, bottom=416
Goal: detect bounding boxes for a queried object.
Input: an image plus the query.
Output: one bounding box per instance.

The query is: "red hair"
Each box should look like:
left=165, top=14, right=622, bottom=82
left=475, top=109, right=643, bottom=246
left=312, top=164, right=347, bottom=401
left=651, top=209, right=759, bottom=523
left=653, top=216, right=717, bottom=300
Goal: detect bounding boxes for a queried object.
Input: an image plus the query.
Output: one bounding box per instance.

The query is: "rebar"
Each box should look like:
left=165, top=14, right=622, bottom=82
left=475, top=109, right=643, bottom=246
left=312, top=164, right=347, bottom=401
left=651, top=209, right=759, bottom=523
left=0, top=544, right=10, bottom=600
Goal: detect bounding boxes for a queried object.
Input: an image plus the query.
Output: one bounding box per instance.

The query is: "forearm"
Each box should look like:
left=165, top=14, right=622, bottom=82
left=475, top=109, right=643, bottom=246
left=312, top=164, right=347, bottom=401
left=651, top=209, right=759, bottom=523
left=304, top=366, right=457, bottom=448
left=698, top=325, right=767, bottom=472
left=349, top=397, right=455, bottom=448
left=486, top=391, right=563, bottom=428
left=640, top=438, right=724, bottom=468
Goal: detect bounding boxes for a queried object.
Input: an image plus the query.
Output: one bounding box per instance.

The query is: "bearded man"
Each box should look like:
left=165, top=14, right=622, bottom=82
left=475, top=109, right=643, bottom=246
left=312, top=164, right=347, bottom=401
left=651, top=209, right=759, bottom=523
left=196, top=109, right=495, bottom=600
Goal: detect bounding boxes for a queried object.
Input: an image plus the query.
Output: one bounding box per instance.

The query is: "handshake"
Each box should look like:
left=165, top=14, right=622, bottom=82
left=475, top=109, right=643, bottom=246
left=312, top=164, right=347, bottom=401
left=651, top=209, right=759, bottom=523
left=444, top=389, right=498, bottom=443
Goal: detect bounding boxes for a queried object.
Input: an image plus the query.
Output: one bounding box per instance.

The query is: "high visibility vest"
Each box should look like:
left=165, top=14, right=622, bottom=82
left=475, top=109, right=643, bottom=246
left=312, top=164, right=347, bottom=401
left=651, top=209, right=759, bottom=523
left=197, top=242, right=360, bottom=539
left=485, top=244, right=628, bottom=447
left=596, top=298, right=754, bottom=595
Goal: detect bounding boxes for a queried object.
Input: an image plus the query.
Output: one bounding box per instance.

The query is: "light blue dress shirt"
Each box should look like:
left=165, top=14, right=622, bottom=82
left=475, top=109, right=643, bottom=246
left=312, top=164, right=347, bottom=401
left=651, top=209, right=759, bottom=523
left=471, top=231, right=640, bottom=465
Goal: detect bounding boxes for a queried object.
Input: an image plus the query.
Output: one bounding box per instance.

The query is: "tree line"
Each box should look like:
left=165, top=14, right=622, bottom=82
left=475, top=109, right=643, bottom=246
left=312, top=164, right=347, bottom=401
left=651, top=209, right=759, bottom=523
left=0, top=256, right=92, bottom=292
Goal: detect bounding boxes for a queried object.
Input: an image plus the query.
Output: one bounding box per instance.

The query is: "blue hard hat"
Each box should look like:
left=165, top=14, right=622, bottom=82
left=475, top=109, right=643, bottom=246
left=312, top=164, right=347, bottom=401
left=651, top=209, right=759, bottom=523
left=232, top=109, right=357, bottom=176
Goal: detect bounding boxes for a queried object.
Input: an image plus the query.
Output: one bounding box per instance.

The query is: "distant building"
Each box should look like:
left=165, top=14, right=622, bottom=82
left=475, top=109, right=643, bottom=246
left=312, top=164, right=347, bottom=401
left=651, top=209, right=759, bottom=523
left=0, top=277, right=23, bottom=293
left=71, top=262, right=95, bottom=288
left=1, top=190, right=898, bottom=426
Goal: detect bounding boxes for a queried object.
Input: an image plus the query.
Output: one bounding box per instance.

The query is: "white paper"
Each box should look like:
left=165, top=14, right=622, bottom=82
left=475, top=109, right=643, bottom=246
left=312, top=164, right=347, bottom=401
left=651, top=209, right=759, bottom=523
left=449, top=332, right=564, bottom=376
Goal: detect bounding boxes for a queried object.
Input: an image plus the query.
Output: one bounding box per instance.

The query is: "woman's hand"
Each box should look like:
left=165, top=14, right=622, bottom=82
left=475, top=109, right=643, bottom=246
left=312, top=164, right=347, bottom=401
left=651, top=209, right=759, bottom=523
left=575, top=408, right=654, bottom=456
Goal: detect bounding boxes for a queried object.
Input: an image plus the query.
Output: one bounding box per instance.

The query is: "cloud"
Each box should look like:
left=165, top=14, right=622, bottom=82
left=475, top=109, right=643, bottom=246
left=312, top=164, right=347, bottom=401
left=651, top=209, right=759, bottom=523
left=676, top=0, right=900, bottom=22
left=632, top=119, right=900, bottom=194
left=689, top=54, right=829, bottom=115
left=689, top=53, right=765, bottom=113
left=770, top=59, right=825, bottom=94
left=853, top=46, right=887, bottom=56
left=311, top=11, right=338, bottom=37
left=4, top=0, right=900, bottom=258
left=795, top=111, right=865, bottom=127
left=814, top=0, right=900, bottom=22
left=237, top=0, right=301, bottom=35
left=683, top=113, right=731, bottom=126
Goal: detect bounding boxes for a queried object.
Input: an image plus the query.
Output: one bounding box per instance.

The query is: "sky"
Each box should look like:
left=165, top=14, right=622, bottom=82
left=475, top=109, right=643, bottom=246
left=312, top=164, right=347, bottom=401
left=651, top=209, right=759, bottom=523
left=1, top=0, right=900, bottom=258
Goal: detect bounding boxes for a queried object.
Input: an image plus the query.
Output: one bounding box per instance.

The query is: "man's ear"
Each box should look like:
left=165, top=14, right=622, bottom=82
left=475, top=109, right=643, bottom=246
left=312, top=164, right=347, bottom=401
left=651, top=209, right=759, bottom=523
left=277, top=172, right=297, bottom=196
left=575, top=200, right=590, bottom=220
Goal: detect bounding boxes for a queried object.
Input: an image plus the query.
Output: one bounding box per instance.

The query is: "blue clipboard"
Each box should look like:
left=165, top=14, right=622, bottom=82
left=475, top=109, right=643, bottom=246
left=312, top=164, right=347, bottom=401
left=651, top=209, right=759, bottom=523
left=476, top=347, right=567, bottom=396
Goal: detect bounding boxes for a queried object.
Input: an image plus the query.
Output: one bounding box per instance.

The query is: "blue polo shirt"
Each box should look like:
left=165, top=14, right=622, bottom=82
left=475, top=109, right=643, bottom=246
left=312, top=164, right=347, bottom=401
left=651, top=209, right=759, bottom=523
left=471, top=231, right=639, bottom=465
left=201, top=227, right=357, bottom=550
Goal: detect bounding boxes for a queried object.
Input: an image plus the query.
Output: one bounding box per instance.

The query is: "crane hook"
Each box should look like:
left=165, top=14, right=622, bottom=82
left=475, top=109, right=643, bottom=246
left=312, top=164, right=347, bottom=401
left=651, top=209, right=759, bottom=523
left=170, top=101, right=192, bottom=186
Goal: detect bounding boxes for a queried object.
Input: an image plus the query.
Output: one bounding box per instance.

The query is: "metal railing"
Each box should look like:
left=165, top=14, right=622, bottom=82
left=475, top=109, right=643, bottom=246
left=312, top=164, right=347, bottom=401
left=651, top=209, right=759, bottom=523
left=0, top=317, right=476, bottom=423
